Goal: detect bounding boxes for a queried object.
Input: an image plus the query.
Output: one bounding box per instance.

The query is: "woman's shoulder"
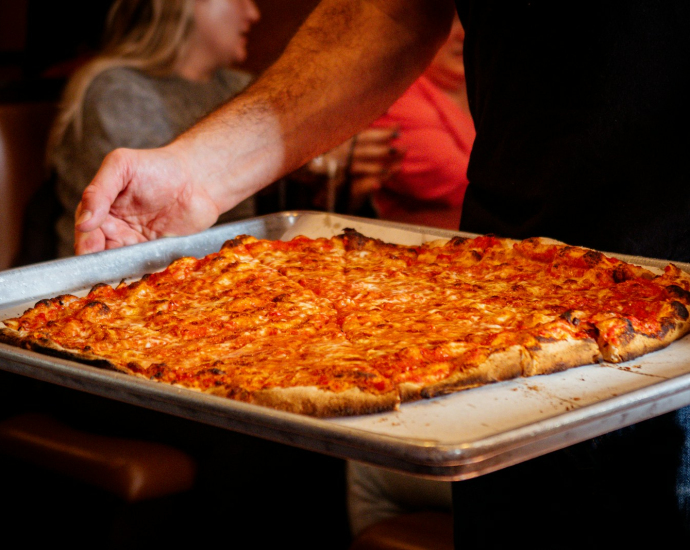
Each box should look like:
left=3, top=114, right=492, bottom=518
left=80, top=66, right=175, bottom=144
left=81, top=67, right=168, bottom=119
left=87, top=66, right=159, bottom=99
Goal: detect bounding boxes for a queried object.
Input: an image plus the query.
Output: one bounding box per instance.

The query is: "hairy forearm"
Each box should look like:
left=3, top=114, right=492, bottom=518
left=173, top=0, right=456, bottom=214
left=251, top=0, right=455, bottom=156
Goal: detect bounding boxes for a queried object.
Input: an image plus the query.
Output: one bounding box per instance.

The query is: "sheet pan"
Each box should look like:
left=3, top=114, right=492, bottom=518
left=2, top=211, right=690, bottom=480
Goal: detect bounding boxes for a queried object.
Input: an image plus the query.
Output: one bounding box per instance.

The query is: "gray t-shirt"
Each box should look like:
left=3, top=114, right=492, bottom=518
left=52, top=66, right=254, bottom=257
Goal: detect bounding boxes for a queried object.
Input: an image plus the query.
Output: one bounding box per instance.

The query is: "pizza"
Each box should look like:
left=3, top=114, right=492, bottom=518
left=2, top=229, right=690, bottom=417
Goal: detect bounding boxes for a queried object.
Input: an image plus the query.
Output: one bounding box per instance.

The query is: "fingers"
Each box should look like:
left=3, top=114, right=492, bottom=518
left=355, top=126, right=400, bottom=144
left=75, top=149, right=133, bottom=233
left=350, top=157, right=402, bottom=179
left=102, top=216, right=149, bottom=247
left=74, top=214, right=148, bottom=255
left=74, top=148, right=145, bottom=255
left=352, top=142, right=405, bottom=161
left=350, top=126, right=404, bottom=177
left=75, top=223, right=106, bottom=256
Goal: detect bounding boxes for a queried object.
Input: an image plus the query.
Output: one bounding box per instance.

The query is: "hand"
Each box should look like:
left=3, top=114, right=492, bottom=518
left=347, top=126, right=404, bottom=212
left=74, top=146, right=221, bottom=255
left=306, top=126, right=403, bottom=213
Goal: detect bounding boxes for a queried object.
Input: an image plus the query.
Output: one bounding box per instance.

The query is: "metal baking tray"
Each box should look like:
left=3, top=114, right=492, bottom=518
left=2, top=211, right=690, bottom=480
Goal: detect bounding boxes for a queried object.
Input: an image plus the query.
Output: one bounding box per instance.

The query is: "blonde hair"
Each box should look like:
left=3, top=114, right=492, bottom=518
left=48, top=0, right=196, bottom=156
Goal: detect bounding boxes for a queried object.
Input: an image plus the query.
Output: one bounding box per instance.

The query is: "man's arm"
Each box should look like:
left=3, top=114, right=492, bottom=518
left=75, top=0, right=456, bottom=254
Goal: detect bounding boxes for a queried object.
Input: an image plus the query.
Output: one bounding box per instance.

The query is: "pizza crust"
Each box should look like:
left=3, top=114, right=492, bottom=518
left=0, top=326, right=122, bottom=372
left=399, top=345, right=529, bottom=401
left=247, top=386, right=400, bottom=417
left=525, top=338, right=603, bottom=376
left=596, top=317, right=690, bottom=363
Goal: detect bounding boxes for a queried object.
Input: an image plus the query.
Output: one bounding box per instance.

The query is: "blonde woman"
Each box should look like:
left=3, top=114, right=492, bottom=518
left=49, top=0, right=260, bottom=257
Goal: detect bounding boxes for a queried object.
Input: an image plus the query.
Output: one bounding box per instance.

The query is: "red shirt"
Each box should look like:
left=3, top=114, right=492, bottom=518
left=371, top=76, right=475, bottom=230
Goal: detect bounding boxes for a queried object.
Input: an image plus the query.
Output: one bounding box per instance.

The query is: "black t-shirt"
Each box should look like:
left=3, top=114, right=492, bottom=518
left=456, top=0, right=690, bottom=261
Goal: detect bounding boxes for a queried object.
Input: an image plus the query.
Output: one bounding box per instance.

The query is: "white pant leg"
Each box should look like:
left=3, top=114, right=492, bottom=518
left=346, top=460, right=452, bottom=537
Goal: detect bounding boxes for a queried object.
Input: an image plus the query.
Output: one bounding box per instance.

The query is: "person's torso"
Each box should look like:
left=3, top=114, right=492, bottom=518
left=456, top=0, right=690, bottom=261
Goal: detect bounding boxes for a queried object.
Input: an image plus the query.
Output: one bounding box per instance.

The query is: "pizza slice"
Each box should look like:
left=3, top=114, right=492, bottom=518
left=513, top=238, right=690, bottom=361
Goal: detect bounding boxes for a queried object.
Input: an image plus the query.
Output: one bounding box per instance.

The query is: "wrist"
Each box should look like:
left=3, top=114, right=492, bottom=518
left=169, top=112, right=284, bottom=216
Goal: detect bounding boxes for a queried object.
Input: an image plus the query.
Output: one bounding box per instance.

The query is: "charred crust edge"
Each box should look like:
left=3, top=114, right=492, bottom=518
left=667, top=285, right=690, bottom=303
left=0, top=327, right=118, bottom=372
left=221, top=234, right=253, bottom=249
